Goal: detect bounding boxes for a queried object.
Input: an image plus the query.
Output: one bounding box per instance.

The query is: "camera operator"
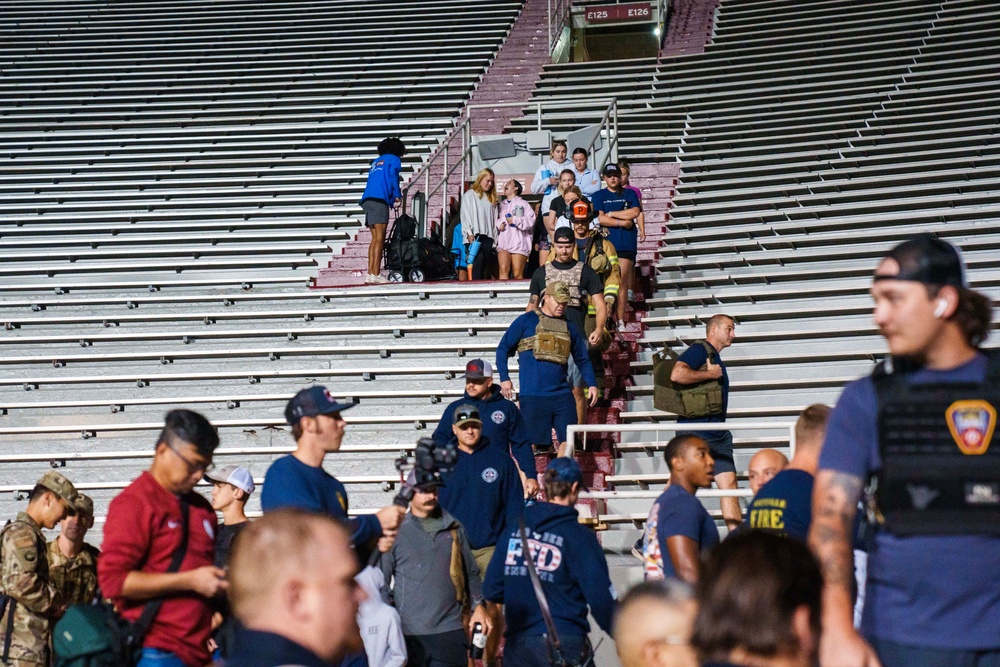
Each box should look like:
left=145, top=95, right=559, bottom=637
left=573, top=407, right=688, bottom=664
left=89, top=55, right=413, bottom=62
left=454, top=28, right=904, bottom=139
left=379, top=470, right=491, bottom=667
left=261, top=386, right=405, bottom=553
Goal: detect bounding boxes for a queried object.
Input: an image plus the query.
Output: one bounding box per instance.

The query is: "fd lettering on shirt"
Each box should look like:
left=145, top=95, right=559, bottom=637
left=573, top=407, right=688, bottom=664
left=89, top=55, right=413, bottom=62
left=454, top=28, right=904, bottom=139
left=503, top=531, right=564, bottom=581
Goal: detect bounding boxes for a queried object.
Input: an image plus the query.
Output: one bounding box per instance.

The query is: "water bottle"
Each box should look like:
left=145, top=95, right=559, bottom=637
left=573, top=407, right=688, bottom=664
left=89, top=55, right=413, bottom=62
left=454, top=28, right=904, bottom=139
left=470, top=622, right=487, bottom=659
left=466, top=239, right=482, bottom=265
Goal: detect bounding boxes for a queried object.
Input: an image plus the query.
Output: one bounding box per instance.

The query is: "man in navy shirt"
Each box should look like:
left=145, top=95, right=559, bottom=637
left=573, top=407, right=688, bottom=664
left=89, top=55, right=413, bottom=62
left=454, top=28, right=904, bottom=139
left=591, top=163, right=640, bottom=325
left=437, top=405, right=524, bottom=575
left=497, top=282, right=597, bottom=456
left=642, top=434, right=719, bottom=583
left=228, top=510, right=367, bottom=667
left=746, top=404, right=830, bottom=540
left=483, top=457, right=615, bottom=667
left=432, top=359, right=538, bottom=497
left=261, top=386, right=404, bottom=552
left=809, top=236, right=1000, bottom=667
left=671, top=314, right=740, bottom=530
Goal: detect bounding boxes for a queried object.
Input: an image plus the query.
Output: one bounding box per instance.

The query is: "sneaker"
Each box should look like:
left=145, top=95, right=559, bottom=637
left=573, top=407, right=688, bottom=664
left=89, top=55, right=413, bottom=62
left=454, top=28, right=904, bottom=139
left=363, top=274, right=373, bottom=284
left=617, top=319, right=628, bottom=332
left=631, top=536, right=644, bottom=561
left=369, top=274, right=389, bottom=284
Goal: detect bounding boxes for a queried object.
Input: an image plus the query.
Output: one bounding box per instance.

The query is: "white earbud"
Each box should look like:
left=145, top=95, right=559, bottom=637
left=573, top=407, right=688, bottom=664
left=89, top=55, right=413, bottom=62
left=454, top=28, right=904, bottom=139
left=934, top=299, right=948, bottom=318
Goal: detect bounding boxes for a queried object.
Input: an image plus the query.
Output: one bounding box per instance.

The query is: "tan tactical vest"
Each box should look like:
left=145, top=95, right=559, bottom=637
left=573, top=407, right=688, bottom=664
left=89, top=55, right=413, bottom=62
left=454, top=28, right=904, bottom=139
left=517, top=314, right=572, bottom=364
left=544, top=262, right=584, bottom=308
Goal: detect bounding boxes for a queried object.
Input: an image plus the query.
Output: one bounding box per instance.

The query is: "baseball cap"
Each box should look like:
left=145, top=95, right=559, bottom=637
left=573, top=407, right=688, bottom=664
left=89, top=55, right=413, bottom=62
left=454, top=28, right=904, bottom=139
left=875, top=234, right=966, bottom=288
left=204, top=465, right=255, bottom=495
left=547, top=457, right=588, bottom=490
left=453, top=404, right=482, bottom=428
left=36, top=471, right=79, bottom=513
left=571, top=198, right=593, bottom=222
left=285, top=386, right=356, bottom=425
left=553, top=227, right=574, bottom=244
left=406, top=469, right=443, bottom=491
left=72, top=493, right=94, bottom=517
left=602, top=163, right=622, bottom=177
left=545, top=281, right=572, bottom=304
left=465, top=359, right=494, bottom=381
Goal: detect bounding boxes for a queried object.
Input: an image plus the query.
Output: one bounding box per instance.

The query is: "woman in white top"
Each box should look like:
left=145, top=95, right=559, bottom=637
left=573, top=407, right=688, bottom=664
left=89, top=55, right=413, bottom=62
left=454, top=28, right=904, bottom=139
left=460, top=168, right=499, bottom=280
left=530, top=140, right=571, bottom=196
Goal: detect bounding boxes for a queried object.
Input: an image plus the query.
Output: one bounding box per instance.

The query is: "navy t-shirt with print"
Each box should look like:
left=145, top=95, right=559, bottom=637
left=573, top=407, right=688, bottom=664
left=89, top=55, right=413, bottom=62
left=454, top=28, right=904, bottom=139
left=676, top=342, right=729, bottom=423
left=591, top=187, right=640, bottom=253
left=745, top=469, right=814, bottom=541
left=820, top=354, right=1000, bottom=649
left=642, top=484, right=719, bottom=579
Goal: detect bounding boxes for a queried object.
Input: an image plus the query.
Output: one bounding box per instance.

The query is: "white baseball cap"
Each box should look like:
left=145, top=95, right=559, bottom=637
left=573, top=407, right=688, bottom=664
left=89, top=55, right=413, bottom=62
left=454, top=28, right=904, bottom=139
left=204, top=465, right=255, bottom=495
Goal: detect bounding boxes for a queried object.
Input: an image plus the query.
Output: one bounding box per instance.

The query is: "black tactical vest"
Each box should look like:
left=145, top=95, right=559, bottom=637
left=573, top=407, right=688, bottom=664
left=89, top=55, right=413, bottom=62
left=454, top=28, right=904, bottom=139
left=873, top=352, right=1000, bottom=535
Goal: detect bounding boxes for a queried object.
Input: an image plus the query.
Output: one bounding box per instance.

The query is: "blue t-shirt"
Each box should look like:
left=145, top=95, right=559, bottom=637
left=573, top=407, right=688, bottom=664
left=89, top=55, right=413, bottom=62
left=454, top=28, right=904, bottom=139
left=821, top=354, right=1000, bottom=649
left=642, top=485, right=719, bottom=579
left=745, top=469, right=814, bottom=541
left=438, top=438, right=524, bottom=550
left=676, top=341, right=729, bottom=423
left=495, top=311, right=596, bottom=396
left=260, top=455, right=381, bottom=548
left=591, top=187, right=641, bottom=252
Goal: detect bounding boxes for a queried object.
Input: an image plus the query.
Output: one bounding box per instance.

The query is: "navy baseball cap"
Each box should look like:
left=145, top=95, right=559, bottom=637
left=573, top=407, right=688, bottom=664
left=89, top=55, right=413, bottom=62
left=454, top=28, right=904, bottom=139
left=465, top=359, right=494, bottom=380
left=285, top=386, right=356, bottom=425
left=553, top=227, right=574, bottom=244
left=602, top=163, right=622, bottom=177
left=547, top=457, right=588, bottom=490
left=875, top=234, right=966, bottom=288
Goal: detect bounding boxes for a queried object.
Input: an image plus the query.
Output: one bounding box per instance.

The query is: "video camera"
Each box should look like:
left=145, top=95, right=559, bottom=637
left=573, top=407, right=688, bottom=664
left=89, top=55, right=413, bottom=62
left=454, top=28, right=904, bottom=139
left=392, top=437, right=459, bottom=507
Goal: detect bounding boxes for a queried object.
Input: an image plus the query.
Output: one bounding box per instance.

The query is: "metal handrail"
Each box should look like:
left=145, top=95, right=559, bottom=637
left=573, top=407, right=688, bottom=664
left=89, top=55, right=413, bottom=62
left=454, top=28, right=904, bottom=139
left=565, top=421, right=799, bottom=486
left=548, top=0, right=572, bottom=52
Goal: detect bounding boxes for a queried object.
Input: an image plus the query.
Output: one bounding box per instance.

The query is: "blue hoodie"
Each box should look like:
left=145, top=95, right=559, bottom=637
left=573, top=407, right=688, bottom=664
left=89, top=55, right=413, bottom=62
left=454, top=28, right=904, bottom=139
left=483, top=502, right=616, bottom=637
left=431, top=385, right=537, bottom=476
left=495, top=311, right=596, bottom=396
left=360, top=153, right=402, bottom=205
left=438, top=436, right=524, bottom=550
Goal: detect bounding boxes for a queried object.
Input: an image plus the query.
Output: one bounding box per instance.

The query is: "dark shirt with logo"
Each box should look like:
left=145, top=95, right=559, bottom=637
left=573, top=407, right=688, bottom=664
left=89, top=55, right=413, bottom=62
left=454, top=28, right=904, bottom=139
left=745, top=469, right=814, bottom=541
left=438, top=437, right=524, bottom=550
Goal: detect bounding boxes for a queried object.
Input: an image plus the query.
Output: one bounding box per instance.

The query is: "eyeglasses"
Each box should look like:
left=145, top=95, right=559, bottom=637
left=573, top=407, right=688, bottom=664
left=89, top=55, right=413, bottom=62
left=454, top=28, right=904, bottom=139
left=166, top=440, right=214, bottom=475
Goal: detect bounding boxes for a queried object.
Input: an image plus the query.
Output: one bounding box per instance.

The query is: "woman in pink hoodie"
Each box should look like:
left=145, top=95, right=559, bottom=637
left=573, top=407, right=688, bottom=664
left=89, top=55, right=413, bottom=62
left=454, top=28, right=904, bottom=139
left=495, top=179, right=536, bottom=279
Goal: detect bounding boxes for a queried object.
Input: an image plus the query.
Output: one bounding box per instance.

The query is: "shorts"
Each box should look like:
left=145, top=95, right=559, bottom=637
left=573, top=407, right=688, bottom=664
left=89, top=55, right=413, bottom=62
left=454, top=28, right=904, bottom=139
left=677, top=427, right=736, bottom=474
left=617, top=249, right=637, bottom=261
left=538, top=237, right=552, bottom=251
left=520, top=392, right=577, bottom=446
left=471, top=545, right=496, bottom=576
left=566, top=355, right=587, bottom=388
left=361, top=198, right=390, bottom=227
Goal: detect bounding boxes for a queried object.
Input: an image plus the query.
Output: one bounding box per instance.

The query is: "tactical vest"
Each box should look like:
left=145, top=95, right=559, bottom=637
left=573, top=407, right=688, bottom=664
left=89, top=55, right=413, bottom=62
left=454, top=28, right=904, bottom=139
left=873, top=352, right=1000, bottom=536
left=517, top=314, right=572, bottom=365
left=544, top=262, right=584, bottom=308
left=652, top=341, right=724, bottom=418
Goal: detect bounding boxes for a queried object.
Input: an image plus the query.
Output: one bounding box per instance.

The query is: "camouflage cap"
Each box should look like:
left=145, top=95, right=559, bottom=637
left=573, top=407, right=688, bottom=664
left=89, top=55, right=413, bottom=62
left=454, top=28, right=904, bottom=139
left=72, top=493, right=94, bottom=517
left=36, top=470, right=79, bottom=513
left=545, top=281, right=572, bottom=304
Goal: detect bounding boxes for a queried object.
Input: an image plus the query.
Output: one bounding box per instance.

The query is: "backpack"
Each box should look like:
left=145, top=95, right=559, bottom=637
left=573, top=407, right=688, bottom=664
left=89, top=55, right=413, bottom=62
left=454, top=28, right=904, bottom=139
left=652, top=341, right=724, bottom=418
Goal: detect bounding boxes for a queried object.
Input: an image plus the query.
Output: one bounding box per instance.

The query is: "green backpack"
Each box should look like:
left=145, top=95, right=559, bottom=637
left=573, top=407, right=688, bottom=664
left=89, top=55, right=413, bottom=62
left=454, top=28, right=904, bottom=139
left=53, top=603, right=138, bottom=667
left=652, top=341, right=724, bottom=418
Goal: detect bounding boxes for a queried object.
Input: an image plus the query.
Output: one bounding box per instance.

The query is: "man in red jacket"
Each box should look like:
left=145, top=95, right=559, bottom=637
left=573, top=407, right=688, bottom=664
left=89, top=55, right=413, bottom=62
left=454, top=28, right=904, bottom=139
left=98, top=409, right=227, bottom=667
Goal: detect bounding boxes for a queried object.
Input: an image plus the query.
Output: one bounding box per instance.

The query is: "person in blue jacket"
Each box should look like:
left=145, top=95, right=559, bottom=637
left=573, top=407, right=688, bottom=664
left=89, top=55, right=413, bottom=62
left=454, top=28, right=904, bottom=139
left=437, top=405, right=524, bottom=573
left=360, top=137, right=405, bottom=284
left=432, top=358, right=539, bottom=497
left=260, top=386, right=405, bottom=553
left=496, top=282, right=597, bottom=457
left=482, top=457, right=616, bottom=667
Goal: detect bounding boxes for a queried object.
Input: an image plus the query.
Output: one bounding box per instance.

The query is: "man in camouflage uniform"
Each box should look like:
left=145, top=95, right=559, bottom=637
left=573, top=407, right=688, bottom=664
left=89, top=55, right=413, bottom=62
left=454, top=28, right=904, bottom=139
left=0, top=471, right=79, bottom=667
left=46, top=494, right=99, bottom=608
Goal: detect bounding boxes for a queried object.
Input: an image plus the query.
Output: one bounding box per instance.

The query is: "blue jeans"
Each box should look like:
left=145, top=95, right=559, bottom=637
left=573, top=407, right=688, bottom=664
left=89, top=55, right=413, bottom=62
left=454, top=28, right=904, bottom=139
left=137, top=648, right=188, bottom=667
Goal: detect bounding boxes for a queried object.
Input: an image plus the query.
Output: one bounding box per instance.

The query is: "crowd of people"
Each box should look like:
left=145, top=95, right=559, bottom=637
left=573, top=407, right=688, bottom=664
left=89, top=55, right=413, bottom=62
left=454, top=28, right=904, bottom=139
left=1, top=227, right=997, bottom=667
